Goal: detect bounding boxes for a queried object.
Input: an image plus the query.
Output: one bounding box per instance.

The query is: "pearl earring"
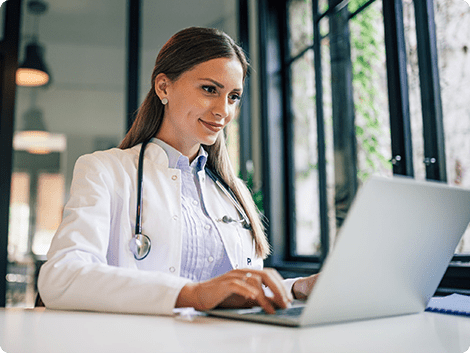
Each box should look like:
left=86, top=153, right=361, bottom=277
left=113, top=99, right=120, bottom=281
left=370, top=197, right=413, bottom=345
left=161, top=98, right=168, bottom=105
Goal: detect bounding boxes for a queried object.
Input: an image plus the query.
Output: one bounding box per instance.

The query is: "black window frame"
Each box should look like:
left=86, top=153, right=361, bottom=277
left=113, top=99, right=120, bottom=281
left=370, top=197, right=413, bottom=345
left=257, top=0, right=470, bottom=293
left=0, top=0, right=22, bottom=308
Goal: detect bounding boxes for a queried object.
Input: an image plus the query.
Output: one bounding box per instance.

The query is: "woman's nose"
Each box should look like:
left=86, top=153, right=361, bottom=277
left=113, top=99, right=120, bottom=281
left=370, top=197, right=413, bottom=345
left=212, top=97, right=230, bottom=118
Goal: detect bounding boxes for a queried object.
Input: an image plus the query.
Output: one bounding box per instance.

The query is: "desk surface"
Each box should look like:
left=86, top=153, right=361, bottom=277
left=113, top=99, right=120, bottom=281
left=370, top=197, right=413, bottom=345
left=1, top=308, right=470, bottom=353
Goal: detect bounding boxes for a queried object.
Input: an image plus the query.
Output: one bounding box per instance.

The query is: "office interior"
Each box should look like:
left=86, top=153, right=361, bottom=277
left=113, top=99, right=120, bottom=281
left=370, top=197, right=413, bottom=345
left=0, top=0, right=469, bottom=309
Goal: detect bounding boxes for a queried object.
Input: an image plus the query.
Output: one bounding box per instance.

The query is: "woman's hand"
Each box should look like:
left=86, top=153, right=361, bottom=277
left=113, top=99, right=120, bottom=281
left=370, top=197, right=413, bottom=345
left=176, top=268, right=293, bottom=314
left=291, top=273, right=320, bottom=300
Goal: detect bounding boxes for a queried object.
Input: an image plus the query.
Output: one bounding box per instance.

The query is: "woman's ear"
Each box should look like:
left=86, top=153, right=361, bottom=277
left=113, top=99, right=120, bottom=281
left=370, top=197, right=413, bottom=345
left=154, top=73, right=170, bottom=99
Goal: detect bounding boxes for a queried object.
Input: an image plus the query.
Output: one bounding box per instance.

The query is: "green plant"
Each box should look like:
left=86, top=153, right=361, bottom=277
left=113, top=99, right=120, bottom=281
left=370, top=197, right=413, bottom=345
left=240, top=169, right=264, bottom=215
left=349, top=0, right=392, bottom=181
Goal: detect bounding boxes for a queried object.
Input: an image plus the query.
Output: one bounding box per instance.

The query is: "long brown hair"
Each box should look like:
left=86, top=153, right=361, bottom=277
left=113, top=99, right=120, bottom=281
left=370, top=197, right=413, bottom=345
left=119, top=27, right=270, bottom=258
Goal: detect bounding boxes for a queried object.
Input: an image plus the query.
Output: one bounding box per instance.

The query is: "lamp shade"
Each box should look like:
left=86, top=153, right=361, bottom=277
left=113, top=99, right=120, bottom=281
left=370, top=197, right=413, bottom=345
left=13, top=108, right=66, bottom=155
left=16, top=43, right=50, bottom=87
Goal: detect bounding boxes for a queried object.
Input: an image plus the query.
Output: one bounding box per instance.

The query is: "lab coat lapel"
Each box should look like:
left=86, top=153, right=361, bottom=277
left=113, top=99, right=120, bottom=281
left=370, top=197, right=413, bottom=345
left=198, top=169, right=245, bottom=270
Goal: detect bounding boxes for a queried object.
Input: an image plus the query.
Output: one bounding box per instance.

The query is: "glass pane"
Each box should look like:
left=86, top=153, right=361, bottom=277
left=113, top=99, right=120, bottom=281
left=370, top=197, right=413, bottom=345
left=289, top=8, right=334, bottom=256
left=350, top=0, right=393, bottom=182
left=8, top=172, right=30, bottom=259
left=319, top=0, right=329, bottom=14
left=291, top=49, right=320, bottom=256
left=8, top=0, right=128, bottom=307
left=288, top=0, right=313, bottom=58
left=33, top=173, right=65, bottom=256
left=434, top=0, right=470, bottom=254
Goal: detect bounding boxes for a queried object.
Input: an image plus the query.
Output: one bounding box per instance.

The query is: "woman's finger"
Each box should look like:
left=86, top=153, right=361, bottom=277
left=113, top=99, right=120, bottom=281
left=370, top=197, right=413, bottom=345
left=180, top=269, right=292, bottom=313
left=250, top=269, right=292, bottom=308
left=212, top=274, right=278, bottom=314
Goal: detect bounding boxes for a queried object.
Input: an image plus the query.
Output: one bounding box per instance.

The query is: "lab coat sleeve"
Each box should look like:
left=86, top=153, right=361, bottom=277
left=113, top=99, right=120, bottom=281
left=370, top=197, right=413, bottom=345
left=37, top=153, right=191, bottom=315
left=283, top=277, right=301, bottom=295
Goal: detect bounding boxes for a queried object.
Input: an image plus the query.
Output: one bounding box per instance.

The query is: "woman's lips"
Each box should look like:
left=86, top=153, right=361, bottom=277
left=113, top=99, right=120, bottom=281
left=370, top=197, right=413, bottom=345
left=199, top=119, right=224, bottom=133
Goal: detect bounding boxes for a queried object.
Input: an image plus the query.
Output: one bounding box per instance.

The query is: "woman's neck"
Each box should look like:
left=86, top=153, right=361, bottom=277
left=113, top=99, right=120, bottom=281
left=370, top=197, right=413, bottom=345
left=154, top=134, right=200, bottom=163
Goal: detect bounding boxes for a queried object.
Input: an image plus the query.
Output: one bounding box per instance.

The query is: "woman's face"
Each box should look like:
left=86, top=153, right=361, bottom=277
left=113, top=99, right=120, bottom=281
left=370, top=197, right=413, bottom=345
left=155, top=57, right=244, bottom=160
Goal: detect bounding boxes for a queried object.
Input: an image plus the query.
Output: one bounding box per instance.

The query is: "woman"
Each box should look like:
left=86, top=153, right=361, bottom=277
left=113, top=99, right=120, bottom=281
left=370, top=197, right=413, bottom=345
left=38, top=27, right=318, bottom=315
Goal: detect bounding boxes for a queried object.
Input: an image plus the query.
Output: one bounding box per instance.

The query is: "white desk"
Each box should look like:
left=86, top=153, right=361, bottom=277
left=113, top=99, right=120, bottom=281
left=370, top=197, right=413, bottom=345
left=1, top=308, right=469, bottom=353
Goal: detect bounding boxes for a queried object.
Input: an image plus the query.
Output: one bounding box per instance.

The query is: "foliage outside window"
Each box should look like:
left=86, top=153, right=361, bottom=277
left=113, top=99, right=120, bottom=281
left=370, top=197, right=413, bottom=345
left=288, top=0, right=335, bottom=256
left=286, top=0, right=470, bottom=258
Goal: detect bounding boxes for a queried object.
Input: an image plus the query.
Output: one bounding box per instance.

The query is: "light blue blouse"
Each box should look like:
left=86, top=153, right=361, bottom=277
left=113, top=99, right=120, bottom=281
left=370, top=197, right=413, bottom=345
left=151, top=138, right=233, bottom=282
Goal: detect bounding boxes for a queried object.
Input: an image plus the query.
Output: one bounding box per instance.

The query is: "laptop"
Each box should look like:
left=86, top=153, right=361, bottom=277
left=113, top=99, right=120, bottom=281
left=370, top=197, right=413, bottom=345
left=207, top=176, right=470, bottom=327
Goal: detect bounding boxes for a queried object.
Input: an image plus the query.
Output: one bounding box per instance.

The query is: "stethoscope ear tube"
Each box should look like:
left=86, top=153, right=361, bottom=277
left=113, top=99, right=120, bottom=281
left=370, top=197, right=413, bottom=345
left=135, top=139, right=150, bottom=235
left=205, top=167, right=252, bottom=231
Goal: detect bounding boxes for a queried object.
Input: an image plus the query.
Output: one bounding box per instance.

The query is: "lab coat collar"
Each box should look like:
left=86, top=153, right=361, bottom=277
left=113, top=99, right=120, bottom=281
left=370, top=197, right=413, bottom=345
left=146, top=138, right=208, bottom=171
left=130, top=141, right=171, bottom=168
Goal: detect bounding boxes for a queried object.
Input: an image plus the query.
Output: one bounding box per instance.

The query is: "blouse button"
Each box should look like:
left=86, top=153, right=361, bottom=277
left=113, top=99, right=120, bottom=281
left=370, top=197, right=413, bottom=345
left=169, top=267, right=175, bottom=273
left=173, top=215, right=178, bottom=221
left=171, top=175, right=177, bottom=181
left=192, top=200, right=198, bottom=206
left=204, top=224, right=211, bottom=230
left=207, top=256, right=214, bottom=263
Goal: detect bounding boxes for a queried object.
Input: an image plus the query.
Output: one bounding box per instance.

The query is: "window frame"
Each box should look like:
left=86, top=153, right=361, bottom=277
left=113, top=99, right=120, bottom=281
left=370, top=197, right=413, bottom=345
left=0, top=0, right=22, bottom=308
left=257, top=0, right=470, bottom=292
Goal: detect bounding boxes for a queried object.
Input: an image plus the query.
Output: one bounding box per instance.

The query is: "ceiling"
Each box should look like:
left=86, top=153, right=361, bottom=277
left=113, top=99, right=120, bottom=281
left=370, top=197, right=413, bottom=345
left=21, top=0, right=236, bottom=50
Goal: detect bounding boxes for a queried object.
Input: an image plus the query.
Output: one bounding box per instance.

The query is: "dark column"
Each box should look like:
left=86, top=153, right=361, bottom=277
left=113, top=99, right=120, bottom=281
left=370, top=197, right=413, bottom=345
left=382, top=0, right=414, bottom=177
left=258, top=0, right=287, bottom=266
left=313, top=0, right=330, bottom=259
left=413, top=0, right=446, bottom=181
left=126, top=0, right=141, bottom=132
left=238, top=0, right=252, bottom=181
left=0, top=0, right=22, bottom=307
left=328, top=0, right=357, bottom=229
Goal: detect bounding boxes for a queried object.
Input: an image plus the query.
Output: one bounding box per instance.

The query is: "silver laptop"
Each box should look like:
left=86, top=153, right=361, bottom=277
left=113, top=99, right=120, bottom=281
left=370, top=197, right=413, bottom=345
left=207, top=176, right=470, bottom=327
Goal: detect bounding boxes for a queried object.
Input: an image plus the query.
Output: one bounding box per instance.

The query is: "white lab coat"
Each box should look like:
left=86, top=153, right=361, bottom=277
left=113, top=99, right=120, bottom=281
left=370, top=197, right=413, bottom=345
left=37, top=142, right=265, bottom=315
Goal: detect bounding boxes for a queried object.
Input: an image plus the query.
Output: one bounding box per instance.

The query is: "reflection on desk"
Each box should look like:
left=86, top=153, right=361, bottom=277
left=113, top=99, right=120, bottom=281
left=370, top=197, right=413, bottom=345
left=1, top=308, right=470, bottom=353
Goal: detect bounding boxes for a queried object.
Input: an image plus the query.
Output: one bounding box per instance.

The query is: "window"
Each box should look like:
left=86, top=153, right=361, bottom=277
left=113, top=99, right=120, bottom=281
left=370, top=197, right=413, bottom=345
left=6, top=0, right=128, bottom=307
left=8, top=173, right=30, bottom=259
left=433, top=0, right=470, bottom=255
left=286, top=0, right=335, bottom=258
left=32, top=173, right=65, bottom=256
left=259, top=0, right=470, bottom=289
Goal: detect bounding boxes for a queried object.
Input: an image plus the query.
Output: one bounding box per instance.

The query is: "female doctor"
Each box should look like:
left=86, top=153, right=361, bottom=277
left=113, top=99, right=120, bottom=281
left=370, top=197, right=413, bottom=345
left=38, top=27, right=318, bottom=315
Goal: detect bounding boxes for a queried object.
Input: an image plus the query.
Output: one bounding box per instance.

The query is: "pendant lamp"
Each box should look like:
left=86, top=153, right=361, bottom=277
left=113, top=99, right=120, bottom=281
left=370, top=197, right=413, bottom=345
left=16, top=43, right=50, bottom=87
left=13, top=89, right=66, bottom=155
left=16, top=0, right=51, bottom=87
left=14, top=109, right=66, bottom=155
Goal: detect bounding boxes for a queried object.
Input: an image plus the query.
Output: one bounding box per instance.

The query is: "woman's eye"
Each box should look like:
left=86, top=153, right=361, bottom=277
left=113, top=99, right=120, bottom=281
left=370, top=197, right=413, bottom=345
left=230, top=94, right=241, bottom=102
left=202, top=85, right=217, bottom=94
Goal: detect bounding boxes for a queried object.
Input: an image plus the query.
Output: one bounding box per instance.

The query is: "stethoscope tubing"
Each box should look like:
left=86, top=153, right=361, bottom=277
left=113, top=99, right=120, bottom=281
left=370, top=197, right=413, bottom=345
left=131, top=139, right=251, bottom=260
left=135, top=139, right=150, bottom=236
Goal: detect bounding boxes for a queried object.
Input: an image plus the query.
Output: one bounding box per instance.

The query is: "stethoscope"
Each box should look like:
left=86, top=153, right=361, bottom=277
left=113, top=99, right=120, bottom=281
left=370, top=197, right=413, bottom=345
left=129, top=139, right=252, bottom=260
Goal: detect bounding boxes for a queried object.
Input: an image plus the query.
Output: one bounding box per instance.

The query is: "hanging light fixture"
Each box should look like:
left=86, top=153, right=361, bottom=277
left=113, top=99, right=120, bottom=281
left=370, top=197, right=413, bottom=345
left=13, top=89, right=66, bottom=155
left=16, top=0, right=51, bottom=87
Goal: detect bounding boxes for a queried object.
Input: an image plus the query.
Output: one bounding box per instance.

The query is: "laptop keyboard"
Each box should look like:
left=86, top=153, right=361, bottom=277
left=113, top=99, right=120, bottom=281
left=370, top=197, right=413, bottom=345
left=239, top=304, right=305, bottom=318
left=274, top=305, right=304, bottom=318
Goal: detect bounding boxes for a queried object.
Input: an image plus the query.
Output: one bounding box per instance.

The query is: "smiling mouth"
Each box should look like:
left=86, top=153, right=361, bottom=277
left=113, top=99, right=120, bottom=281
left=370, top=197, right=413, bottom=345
left=199, top=119, right=224, bottom=133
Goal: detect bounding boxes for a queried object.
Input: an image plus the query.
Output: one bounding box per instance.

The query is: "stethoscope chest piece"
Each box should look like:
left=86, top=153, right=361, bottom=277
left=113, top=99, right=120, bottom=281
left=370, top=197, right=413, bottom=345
left=129, top=233, right=151, bottom=260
